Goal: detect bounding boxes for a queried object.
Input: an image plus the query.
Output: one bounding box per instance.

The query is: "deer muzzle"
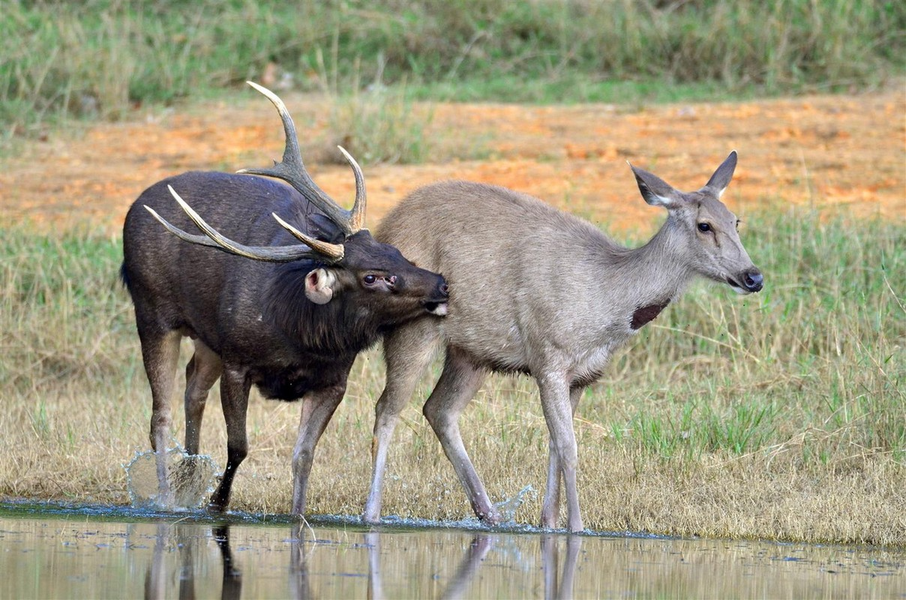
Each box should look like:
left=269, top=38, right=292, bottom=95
left=423, top=281, right=450, bottom=316
left=727, top=268, right=764, bottom=294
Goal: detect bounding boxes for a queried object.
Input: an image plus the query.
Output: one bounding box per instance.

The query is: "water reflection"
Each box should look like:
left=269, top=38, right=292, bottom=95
left=541, top=534, right=582, bottom=600
left=143, top=523, right=244, bottom=600
left=1, top=510, right=904, bottom=599
left=213, top=526, right=243, bottom=600
left=363, top=530, right=499, bottom=600
left=439, top=533, right=494, bottom=600
left=138, top=522, right=582, bottom=599
left=289, top=524, right=311, bottom=600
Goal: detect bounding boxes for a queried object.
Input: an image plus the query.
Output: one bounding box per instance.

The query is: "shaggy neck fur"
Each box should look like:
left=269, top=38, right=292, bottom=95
left=265, top=262, right=383, bottom=359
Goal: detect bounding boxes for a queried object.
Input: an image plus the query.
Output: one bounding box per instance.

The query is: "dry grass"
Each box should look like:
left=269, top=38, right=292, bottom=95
left=0, top=210, right=903, bottom=546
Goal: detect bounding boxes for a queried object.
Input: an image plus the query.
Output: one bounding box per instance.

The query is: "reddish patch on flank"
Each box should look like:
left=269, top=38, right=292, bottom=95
left=631, top=301, right=669, bottom=330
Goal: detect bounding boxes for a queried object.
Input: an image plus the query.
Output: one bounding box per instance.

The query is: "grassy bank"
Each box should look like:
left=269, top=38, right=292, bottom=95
left=0, top=210, right=903, bottom=545
left=2, top=0, right=903, bottom=148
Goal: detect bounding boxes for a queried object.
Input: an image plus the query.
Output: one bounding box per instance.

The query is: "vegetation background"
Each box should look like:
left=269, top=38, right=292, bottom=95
left=0, top=0, right=903, bottom=545
left=3, top=0, right=903, bottom=148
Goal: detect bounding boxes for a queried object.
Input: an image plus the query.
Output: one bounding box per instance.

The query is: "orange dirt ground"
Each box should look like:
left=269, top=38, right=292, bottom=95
left=1, top=90, right=903, bottom=236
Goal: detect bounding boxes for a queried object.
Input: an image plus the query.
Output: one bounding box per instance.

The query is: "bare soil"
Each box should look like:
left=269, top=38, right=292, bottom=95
left=2, top=91, right=903, bottom=235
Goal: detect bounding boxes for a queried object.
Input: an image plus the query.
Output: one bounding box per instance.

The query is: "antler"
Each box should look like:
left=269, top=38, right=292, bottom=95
left=145, top=186, right=345, bottom=263
left=237, top=81, right=367, bottom=235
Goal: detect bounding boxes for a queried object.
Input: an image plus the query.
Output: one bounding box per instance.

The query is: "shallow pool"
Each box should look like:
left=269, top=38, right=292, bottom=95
left=0, top=502, right=903, bottom=598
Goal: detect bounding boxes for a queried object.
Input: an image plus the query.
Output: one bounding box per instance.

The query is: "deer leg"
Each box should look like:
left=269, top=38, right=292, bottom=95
left=537, top=374, right=583, bottom=532
left=422, top=347, right=498, bottom=523
left=541, top=384, right=584, bottom=529
left=208, top=367, right=251, bottom=512
left=139, top=328, right=181, bottom=507
left=184, top=339, right=222, bottom=455
left=291, top=383, right=347, bottom=515
left=364, top=322, right=438, bottom=523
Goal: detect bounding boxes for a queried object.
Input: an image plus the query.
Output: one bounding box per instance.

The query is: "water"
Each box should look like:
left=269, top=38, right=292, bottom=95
left=1, top=502, right=903, bottom=599
left=125, top=448, right=219, bottom=509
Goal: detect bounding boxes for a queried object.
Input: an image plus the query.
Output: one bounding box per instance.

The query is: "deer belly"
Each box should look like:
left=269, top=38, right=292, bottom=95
left=570, top=343, right=615, bottom=386
left=252, top=365, right=345, bottom=401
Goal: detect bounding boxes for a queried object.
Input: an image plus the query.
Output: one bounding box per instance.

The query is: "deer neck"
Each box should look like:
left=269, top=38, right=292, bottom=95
left=610, top=219, right=692, bottom=330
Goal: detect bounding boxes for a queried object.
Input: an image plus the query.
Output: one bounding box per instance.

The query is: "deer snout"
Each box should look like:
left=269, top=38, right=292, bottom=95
left=424, top=277, right=449, bottom=316
left=726, top=268, right=763, bottom=294
left=742, top=269, right=763, bottom=293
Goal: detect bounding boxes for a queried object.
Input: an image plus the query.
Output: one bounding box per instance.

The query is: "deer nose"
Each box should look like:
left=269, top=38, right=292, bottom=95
left=743, top=270, right=764, bottom=293
left=439, top=282, right=449, bottom=297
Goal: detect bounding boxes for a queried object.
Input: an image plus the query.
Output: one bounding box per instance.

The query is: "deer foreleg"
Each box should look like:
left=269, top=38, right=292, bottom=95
left=538, top=374, right=583, bottom=532
left=291, top=383, right=346, bottom=515
left=541, top=384, right=584, bottom=529
left=364, top=322, right=437, bottom=523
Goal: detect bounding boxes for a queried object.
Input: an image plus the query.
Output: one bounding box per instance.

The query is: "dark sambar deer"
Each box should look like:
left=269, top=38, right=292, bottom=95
left=121, top=82, right=448, bottom=514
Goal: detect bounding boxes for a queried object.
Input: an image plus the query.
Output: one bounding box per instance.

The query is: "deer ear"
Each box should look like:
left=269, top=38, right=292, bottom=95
left=703, top=151, right=737, bottom=198
left=629, top=163, right=682, bottom=208
left=304, top=268, right=337, bottom=304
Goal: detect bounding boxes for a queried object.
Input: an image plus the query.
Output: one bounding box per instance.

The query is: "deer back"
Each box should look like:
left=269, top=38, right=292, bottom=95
left=376, top=180, right=635, bottom=376
left=127, top=174, right=312, bottom=358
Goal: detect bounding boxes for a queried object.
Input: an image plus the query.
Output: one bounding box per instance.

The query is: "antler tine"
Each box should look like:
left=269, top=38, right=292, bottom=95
left=272, top=213, right=345, bottom=260
left=237, top=81, right=357, bottom=236
left=146, top=186, right=342, bottom=264
left=337, top=146, right=367, bottom=232
left=144, top=205, right=225, bottom=251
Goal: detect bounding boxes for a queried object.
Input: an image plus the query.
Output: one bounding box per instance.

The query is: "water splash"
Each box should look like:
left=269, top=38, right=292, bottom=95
left=125, top=447, right=220, bottom=510
left=494, top=485, right=537, bottom=522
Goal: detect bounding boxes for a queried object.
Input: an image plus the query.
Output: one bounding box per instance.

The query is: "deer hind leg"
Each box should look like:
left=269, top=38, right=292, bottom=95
left=184, top=339, right=222, bottom=456
left=541, top=384, right=584, bottom=529
left=138, top=328, right=182, bottom=507
left=364, top=320, right=439, bottom=523
left=422, top=346, right=498, bottom=523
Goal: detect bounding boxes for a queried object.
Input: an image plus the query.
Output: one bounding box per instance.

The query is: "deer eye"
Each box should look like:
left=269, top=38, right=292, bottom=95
left=363, top=274, right=377, bottom=285
left=697, top=222, right=711, bottom=233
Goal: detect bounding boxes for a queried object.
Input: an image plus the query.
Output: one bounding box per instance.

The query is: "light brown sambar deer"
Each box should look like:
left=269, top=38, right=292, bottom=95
left=364, top=152, right=763, bottom=532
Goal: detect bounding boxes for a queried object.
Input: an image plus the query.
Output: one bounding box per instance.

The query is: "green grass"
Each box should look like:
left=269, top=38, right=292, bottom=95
left=609, top=211, right=906, bottom=464
left=0, top=209, right=903, bottom=544
left=2, top=0, right=903, bottom=150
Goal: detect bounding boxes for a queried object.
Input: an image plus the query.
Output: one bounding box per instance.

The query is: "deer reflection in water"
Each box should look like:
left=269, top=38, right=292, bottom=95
left=542, top=534, right=583, bottom=600
left=144, top=524, right=241, bottom=600
left=359, top=530, right=496, bottom=600
left=143, top=522, right=581, bottom=599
